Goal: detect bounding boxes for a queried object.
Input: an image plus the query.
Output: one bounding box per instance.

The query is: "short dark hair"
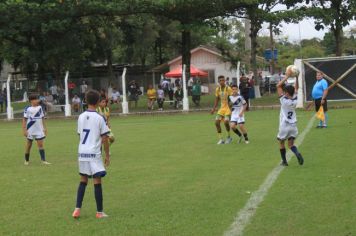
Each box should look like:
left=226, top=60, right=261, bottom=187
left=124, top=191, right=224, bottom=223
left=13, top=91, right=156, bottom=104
left=85, top=90, right=100, bottom=105
left=231, top=84, right=238, bottom=88
left=28, top=94, right=39, bottom=101
left=284, top=85, right=295, bottom=96
left=218, top=75, right=225, bottom=80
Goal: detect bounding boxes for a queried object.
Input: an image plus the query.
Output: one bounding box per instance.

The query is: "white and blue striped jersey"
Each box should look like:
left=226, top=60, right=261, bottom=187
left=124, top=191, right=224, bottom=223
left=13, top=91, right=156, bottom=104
left=279, top=95, right=297, bottom=125
left=77, top=110, right=110, bottom=161
left=229, top=95, right=246, bottom=116
left=23, top=106, right=45, bottom=135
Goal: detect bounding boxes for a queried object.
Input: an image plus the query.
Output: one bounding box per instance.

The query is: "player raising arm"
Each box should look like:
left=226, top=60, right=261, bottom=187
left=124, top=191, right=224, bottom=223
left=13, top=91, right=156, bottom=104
left=276, top=67, right=304, bottom=166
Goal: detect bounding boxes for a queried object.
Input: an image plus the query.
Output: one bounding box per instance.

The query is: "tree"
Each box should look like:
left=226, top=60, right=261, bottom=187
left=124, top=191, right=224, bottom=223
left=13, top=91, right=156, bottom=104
left=304, top=0, right=355, bottom=56
left=152, top=0, right=248, bottom=80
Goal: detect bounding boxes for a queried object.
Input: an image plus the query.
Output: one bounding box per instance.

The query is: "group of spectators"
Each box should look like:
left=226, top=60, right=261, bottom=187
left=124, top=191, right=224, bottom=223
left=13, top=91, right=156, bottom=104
left=145, top=78, right=202, bottom=110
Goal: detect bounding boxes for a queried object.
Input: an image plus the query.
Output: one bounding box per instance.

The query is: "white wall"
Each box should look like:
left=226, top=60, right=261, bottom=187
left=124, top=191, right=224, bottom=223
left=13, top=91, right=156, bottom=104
left=169, top=48, right=237, bottom=84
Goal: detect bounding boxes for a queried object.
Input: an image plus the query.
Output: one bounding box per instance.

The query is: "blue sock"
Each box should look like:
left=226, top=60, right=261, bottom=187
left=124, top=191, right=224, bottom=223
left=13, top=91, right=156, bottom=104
left=39, top=149, right=45, bottom=161
left=76, top=182, right=87, bottom=208
left=94, top=184, right=103, bottom=212
left=319, top=119, right=322, bottom=127
left=291, top=146, right=300, bottom=156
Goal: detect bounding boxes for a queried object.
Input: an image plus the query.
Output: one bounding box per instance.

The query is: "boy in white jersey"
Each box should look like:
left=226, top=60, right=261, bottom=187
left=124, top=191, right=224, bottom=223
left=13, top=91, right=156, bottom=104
left=229, top=84, right=249, bottom=144
left=22, top=94, right=50, bottom=165
left=277, top=71, right=304, bottom=166
left=72, top=90, right=110, bottom=219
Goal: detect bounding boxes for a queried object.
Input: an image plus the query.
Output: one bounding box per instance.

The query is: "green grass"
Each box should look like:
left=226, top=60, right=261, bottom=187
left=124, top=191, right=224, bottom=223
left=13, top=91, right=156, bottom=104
left=0, top=109, right=355, bottom=235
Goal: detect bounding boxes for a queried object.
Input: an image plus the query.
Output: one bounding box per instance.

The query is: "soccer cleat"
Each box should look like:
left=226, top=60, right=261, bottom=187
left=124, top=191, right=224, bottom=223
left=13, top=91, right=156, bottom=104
left=41, top=161, right=51, bottom=165
left=217, top=139, right=225, bottom=145
left=96, top=212, right=108, bottom=219
left=225, top=137, right=233, bottom=144
left=72, top=208, right=81, bottom=219
left=296, top=153, right=304, bottom=165
left=24, top=161, right=29, bottom=166
left=322, top=125, right=327, bottom=128
left=316, top=125, right=322, bottom=128
left=245, top=140, right=249, bottom=144
left=280, top=161, right=288, bottom=166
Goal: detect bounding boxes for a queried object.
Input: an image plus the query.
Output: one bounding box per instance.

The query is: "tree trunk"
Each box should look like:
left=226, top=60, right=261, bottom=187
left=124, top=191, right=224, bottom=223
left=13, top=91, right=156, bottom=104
left=250, top=26, right=258, bottom=85
left=181, top=28, right=191, bottom=80
left=333, top=27, right=343, bottom=56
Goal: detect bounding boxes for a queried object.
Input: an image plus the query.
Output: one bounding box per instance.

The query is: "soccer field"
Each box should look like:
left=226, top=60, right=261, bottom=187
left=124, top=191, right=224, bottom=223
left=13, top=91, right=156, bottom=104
left=0, top=109, right=355, bottom=235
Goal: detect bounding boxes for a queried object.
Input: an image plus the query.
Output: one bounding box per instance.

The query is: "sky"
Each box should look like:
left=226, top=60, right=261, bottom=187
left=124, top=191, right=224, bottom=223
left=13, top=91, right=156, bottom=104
left=259, top=3, right=356, bottom=42
left=260, top=20, right=356, bottom=43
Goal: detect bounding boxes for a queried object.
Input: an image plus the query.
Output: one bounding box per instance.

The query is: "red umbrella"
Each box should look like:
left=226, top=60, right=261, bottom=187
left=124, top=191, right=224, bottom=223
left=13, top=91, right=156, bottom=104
left=165, top=65, right=208, bottom=78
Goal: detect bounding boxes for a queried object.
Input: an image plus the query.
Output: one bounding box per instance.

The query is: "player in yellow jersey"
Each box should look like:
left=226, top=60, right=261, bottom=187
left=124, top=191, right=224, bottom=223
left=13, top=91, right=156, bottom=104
left=210, top=75, right=233, bottom=144
left=96, top=96, right=115, bottom=145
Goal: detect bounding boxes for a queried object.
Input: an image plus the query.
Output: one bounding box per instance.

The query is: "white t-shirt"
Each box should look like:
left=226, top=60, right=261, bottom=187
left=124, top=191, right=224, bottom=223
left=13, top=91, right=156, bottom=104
left=112, top=91, right=120, bottom=101
left=77, top=110, right=110, bottom=161
left=157, top=89, right=164, bottom=99
left=80, top=84, right=88, bottom=94
left=279, top=95, right=297, bottom=125
left=50, top=85, right=58, bottom=95
left=72, top=97, right=81, bottom=104
left=229, top=95, right=246, bottom=116
left=24, top=106, right=45, bottom=135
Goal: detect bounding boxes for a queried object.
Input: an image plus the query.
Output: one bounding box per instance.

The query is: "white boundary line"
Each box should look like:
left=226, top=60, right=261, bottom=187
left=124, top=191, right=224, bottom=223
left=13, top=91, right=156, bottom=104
left=224, top=115, right=316, bottom=236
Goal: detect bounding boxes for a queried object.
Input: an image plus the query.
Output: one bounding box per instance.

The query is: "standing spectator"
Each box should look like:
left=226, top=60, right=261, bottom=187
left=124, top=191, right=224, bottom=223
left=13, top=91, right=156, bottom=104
left=168, top=82, right=174, bottom=106
left=100, top=89, right=108, bottom=101
left=68, top=81, right=76, bottom=98
left=0, top=91, right=4, bottom=113
left=161, top=79, right=170, bottom=96
left=146, top=84, right=156, bottom=110
left=311, top=71, right=329, bottom=128
left=58, top=88, right=66, bottom=112
left=191, top=80, right=201, bottom=107
left=80, top=81, right=88, bottom=100
left=72, top=94, right=81, bottom=112
left=239, top=74, right=250, bottom=111
left=175, top=78, right=181, bottom=88
left=110, top=88, right=121, bottom=105
left=187, top=77, right=193, bottom=96
left=39, top=92, right=48, bottom=114
left=49, top=83, right=58, bottom=103
left=128, top=80, right=140, bottom=108
left=156, top=85, right=165, bottom=111
left=174, top=85, right=183, bottom=109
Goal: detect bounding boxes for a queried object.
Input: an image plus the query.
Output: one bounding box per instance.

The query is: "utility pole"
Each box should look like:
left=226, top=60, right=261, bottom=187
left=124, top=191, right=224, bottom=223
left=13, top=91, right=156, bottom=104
left=269, top=22, right=275, bottom=74
left=245, top=18, right=251, bottom=51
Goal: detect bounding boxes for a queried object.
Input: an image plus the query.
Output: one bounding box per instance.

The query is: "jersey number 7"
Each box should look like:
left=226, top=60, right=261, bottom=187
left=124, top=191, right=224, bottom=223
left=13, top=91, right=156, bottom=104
left=82, top=129, right=91, bottom=144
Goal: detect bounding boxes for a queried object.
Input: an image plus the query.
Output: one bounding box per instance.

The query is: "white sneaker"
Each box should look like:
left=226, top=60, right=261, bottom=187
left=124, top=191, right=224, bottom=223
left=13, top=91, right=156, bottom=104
left=217, top=139, right=225, bottom=145
left=96, top=212, right=109, bottom=218
left=42, top=161, right=51, bottom=165
left=225, top=137, right=233, bottom=144
left=245, top=140, right=249, bottom=144
left=24, top=161, right=29, bottom=166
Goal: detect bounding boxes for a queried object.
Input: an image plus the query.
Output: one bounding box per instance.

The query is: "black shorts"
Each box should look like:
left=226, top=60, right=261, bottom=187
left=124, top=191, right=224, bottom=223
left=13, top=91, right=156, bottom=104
left=314, top=98, right=328, bottom=112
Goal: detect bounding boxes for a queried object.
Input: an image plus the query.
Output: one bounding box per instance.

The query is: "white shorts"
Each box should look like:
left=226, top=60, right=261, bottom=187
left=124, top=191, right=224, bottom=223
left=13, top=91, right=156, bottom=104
left=27, top=133, right=45, bottom=141
left=277, top=122, right=298, bottom=141
left=230, top=114, right=245, bottom=124
left=79, top=159, right=106, bottom=178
